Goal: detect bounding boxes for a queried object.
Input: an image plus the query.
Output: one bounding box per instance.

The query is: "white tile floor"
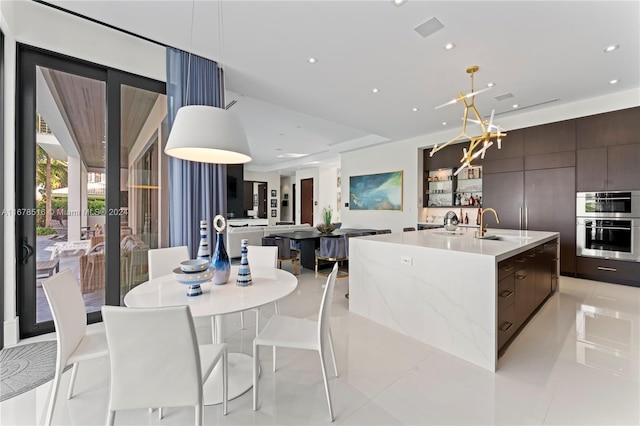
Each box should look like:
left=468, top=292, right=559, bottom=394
left=2, top=269, right=639, bottom=425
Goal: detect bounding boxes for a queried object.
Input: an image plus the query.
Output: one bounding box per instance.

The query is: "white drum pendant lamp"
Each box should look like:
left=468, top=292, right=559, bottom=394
left=165, top=105, right=252, bottom=164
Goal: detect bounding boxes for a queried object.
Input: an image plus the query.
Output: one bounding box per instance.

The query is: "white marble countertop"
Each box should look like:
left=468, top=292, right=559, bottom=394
left=356, top=227, right=558, bottom=262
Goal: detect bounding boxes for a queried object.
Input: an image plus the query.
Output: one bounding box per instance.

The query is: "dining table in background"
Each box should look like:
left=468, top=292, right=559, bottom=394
left=124, top=265, right=298, bottom=405
left=269, top=228, right=378, bottom=269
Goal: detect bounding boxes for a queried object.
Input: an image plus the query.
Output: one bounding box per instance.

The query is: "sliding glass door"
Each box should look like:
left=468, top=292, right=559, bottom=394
left=17, top=45, right=165, bottom=338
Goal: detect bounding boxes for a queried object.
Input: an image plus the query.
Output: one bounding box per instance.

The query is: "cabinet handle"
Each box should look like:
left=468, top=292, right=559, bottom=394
left=524, top=207, right=529, bottom=230
left=519, top=207, right=523, bottom=230
left=500, top=322, right=513, bottom=332
left=597, top=266, right=617, bottom=272
left=499, top=290, right=514, bottom=299
left=502, top=265, right=514, bottom=272
left=526, top=253, right=536, bottom=258
left=516, top=274, right=526, bottom=280
left=515, top=258, right=526, bottom=263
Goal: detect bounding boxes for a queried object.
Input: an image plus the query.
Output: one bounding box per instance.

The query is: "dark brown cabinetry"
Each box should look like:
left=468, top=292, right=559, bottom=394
left=576, top=257, right=640, bottom=287
left=576, top=107, right=640, bottom=149
left=577, top=144, right=640, bottom=191
left=497, top=239, right=556, bottom=353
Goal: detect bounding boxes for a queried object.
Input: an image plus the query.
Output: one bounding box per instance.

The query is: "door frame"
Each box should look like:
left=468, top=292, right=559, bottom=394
left=16, top=44, right=165, bottom=338
left=0, top=30, right=5, bottom=349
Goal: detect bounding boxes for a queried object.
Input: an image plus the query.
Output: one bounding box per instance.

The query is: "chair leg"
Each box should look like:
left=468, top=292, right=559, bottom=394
left=106, top=410, right=116, bottom=426
left=66, top=363, right=79, bottom=399
left=195, top=403, right=202, bottom=426
left=223, top=349, right=228, bottom=415
left=318, top=350, right=335, bottom=422
left=158, top=407, right=163, bottom=419
left=273, top=347, right=277, bottom=372
left=45, top=366, right=63, bottom=426
left=274, top=300, right=280, bottom=315
left=328, top=329, right=339, bottom=377
left=252, top=343, right=259, bottom=410
left=240, top=311, right=245, bottom=329
left=255, top=308, right=260, bottom=338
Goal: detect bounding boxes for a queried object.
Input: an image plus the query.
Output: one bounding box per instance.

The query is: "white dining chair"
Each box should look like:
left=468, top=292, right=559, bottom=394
left=246, top=245, right=279, bottom=336
left=41, top=268, right=109, bottom=426
left=102, top=305, right=228, bottom=426
left=148, top=246, right=190, bottom=279
left=253, top=263, right=339, bottom=422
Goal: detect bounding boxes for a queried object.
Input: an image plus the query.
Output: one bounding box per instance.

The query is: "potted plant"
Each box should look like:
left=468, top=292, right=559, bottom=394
left=316, top=206, right=336, bottom=233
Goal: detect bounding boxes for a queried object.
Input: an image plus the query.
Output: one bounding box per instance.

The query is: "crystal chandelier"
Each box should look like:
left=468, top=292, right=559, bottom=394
left=430, top=66, right=506, bottom=175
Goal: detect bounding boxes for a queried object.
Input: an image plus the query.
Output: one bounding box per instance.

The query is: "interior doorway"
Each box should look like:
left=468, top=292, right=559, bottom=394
left=301, top=178, right=314, bottom=225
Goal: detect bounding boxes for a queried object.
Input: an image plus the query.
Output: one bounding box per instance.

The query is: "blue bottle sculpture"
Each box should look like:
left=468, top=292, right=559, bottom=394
left=211, top=215, right=230, bottom=285
left=236, top=239, right=252, bottom=287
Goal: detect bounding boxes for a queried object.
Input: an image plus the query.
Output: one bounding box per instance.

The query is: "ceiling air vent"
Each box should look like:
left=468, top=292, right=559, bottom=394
left=494, top=92, right=514, bottom=101
left=414, top=17, right=444, bottom=38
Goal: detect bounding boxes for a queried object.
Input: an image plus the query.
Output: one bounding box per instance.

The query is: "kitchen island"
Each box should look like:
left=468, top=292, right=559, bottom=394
left=349, top=228, right=558, bottom=372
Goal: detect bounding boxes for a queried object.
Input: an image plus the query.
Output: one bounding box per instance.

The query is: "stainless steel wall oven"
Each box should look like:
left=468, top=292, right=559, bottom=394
left=577, top=191, right=640, bottom=262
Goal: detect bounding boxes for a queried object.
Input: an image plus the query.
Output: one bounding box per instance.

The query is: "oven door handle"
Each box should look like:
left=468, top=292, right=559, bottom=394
left=586, top=197, right=631, bottom=201
left=586, top=226, right=632, bottom=231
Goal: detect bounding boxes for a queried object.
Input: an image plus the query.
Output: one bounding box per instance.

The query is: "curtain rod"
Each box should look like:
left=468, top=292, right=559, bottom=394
left=35, top=0, right=172, bottom=49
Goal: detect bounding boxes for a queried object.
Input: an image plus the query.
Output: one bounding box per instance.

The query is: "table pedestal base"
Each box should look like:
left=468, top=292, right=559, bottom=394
left=203, top=352, right=259, bottom=405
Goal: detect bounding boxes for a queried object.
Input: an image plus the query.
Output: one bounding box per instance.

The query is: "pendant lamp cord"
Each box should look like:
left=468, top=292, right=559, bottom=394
left=185, top=0, right=197, bottom=106
left=218, top=0, right=226, bottom=107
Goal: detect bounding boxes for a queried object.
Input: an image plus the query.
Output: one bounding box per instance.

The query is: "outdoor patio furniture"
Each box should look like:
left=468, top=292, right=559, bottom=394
left=36, top=259, right=60, bottom=278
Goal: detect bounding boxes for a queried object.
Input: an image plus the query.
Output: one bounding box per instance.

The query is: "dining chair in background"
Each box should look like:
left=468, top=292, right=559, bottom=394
left=102, top=305, right=228, bottom=426
left=42, top=269, right=109, bottom=426
left=147, top=246, right=190, bottom=279
left=253, top=263, right=339, bottom=421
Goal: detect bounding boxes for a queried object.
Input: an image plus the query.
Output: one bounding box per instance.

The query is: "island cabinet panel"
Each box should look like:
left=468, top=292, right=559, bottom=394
left=497, top=241, right=556, bottom=352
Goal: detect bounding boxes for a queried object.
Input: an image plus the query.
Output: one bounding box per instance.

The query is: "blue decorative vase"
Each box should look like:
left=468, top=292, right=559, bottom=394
left=236, top=239, right=252, bottom=287
left=197, top=220, right=210, bottom=261
left=211, top=215, right=230, bottom=285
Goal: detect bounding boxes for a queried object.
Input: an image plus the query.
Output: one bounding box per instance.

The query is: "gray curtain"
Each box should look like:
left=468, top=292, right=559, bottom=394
left=166, top=48, right=227, bottom=258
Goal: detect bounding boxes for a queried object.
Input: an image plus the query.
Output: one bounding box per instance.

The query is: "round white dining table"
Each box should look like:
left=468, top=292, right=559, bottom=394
left=124, top=265, right=298, bottom=405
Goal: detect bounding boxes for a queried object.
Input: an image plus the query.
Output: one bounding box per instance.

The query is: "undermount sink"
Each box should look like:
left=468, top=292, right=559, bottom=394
left=434, top=231, right=464, bottom=236
left=476, top=234, right=534, bottom=242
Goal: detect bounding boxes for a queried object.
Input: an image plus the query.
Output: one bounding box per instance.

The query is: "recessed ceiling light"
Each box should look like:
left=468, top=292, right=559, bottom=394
left=512, top=104, right=519, bottom=109
left=443, top=42, right=456, bottom=51
left=609, top=79, right=619, bottom=84
left=277, top=153, right=308, bottom=159
left=604, top=44, right=619, bottom=53
left=392, top=0, right=407, bottom=6
left=486, top=82, right=495, bottom=88
left=307, top=57, right=317, bottom=64
left=442, top=122, right=447, bottom=126
left=412, top=107, right=419, bottom=112
left=372, top=88, right=379, bottom=93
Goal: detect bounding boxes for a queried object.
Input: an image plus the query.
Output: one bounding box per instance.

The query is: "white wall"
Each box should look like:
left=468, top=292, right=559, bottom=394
left=279, top=176, right=293, bottom=222
left=318, top=166, right=339, bottom=223
left=243, top=170, right=281, bottom=225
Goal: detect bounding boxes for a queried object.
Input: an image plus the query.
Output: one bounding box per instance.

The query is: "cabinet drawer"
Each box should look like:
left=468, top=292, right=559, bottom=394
left=498, top=304, right=516, bottom=350
left=576, top=257, right=640, bottom=286
left=498, top=259, right=519, bottom=281
left=498, top=275, right=515, bottom=313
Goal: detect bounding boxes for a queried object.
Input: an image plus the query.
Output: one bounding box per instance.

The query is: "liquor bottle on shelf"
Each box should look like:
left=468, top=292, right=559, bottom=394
left=464, top=213, right=469, bottom=225
left=476, top=208, right=481, bottom=225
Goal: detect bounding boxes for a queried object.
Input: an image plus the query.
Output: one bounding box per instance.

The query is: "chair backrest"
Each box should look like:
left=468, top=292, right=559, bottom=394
left=148, top=246, right=190, bottom=279
left=42, top=269, right=88, bottom=366
left=102, top=305, right=202, bottom=411
left=319, top=237, right=347, bottom=259
left=318, top=263, right=339, bottom=351
left=247, top=245, right=278, bottom=268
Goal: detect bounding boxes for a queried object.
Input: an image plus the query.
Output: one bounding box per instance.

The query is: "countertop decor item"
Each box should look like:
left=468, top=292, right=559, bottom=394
left=173, top=267, right=214, bottom=296
left=444, top=211, right=459, bottom=231
left=316, top=206, right=336, bottom=233
left=236, top=239, right=252, bottom=286
left=430, top=66, right=507, bottom=175
left=180, top=259, right=209, bottom=273
left=197, top=220, right=210, bottom=261
left=212, top=215, right=231, bottom=285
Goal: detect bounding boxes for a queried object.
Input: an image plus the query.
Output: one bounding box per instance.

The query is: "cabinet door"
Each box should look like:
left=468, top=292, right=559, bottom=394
left=576, top=107, right=640, bottom=149
left=524, top=167, right=576, bottom=275
left=525, top=120, right=576, bottom=156
left=607, top=143, right=640, bottom=190
left=577, top=147, right=607, bottom=191
left=482, top=171, right=523, bottom=230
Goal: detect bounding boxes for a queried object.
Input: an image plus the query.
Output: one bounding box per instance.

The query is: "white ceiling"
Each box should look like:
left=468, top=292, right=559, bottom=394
left=46, top=0, right=640, bottom=174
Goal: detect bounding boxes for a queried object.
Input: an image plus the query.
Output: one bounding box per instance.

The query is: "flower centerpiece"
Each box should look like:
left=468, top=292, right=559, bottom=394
left=316, top=206, right=336, bottom=234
